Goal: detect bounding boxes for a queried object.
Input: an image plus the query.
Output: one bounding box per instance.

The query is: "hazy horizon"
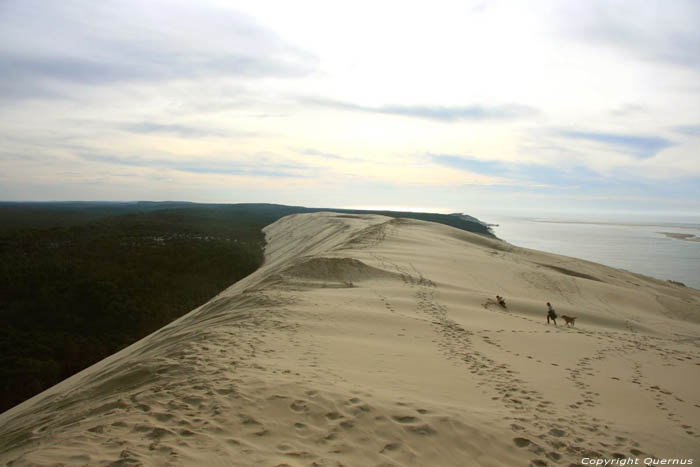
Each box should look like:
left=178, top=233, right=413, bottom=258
left=3, top=200, right=700, bottom=225
left=1, top=1, right=699, bottom=216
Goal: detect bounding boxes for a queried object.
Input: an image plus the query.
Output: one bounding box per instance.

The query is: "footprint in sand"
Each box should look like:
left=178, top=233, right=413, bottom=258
left=380, top=442, right=401, bottom=453
left=339, top=420, right=354, bottom=429
left=406, top=424, right=437, bottom=435
left=392, top=415, right=418, bottom=423
left=325, top=411, right=344, bottom=420
left=513, top=437, right=531, bottom=447
left=289, top=400, right=308, bottom=412
left=549, top=428, right=566, bottom=437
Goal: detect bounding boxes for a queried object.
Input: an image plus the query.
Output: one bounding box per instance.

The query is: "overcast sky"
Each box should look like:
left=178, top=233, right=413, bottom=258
left=1, top=0, right=699, bottom=217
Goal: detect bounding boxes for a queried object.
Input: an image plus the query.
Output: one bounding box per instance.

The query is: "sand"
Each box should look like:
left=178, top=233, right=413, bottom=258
left=1, top=212, right=699, bottom=466
left=658, top=232, right=700, bottom=243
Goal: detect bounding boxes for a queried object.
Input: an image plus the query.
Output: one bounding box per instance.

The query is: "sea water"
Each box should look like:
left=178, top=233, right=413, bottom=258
left=482, top=214, right=700, bottom=290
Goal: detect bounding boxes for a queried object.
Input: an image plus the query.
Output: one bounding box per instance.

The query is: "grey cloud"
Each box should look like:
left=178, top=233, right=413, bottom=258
left=0, top=53, right=307, bottom=89
left=673, top=125, right=700, bottom=137
left=557, top=130, right=674, bottom=158
left=303, top=97, right=537, bottom=122
left=2, top=55, right=141, bottom=86
left=0, top=76, right=64, bottom=102
left=301, top=148, right=345, bottom=160
left=562, top=1, right=700, bottom=70
left=609, top=103, right=647, bottom=117
left=299, top=148, right=367, bottom=163
left=119, top=122, right=251, bottom=139
left=0, top=150, right=40, bottom=162
left=0, top=1, right=316, bottom=99
left=78, top=152, right=314, bottom=178
left=378, top=104, right=537, bottom=121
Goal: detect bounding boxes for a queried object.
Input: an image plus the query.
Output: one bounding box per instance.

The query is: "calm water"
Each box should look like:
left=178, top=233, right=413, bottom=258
left=483, top=215, right=700, bottom=290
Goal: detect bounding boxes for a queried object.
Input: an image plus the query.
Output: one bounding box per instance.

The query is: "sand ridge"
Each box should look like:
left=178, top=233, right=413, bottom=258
left=0, top=212, right=698, bottom=466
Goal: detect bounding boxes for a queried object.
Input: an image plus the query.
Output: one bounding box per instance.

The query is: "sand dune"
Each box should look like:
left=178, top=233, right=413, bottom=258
left=1, top=212, right=699, bottom=466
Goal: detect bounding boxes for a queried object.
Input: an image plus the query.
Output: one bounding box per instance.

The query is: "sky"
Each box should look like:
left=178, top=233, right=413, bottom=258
left=1, top=0, right=699, bottom=218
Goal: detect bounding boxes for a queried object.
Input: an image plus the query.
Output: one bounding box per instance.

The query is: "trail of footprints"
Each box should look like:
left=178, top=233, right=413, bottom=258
left=96, top=288, right=449, bottom=466
left=411, top=280, right=682, bottom=466
left=234, top=390, right=445, bottom=464
left=581, top=332, right=699, bottom=439
left=8, top=222, right=699, bottom=466
left=14, top=277, right=696, bottom=465
left=7, top=291, right=353, bottom=466
left=488, top=284, right=700, bottom=446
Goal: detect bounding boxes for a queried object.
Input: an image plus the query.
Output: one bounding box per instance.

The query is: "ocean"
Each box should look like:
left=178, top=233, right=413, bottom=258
left=481, top=214, right=700, bottom=290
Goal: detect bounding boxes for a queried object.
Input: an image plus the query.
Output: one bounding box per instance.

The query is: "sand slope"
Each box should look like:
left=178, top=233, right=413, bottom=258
left=1, top=212, right=699, bottom=466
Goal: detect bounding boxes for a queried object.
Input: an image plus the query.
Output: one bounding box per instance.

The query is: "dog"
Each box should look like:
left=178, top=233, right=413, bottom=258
left=561, top=315, right=577, bottom=327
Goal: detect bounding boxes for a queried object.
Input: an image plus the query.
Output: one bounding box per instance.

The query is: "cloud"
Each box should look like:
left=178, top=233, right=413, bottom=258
left=303, top=97, right=537, bottom=122
left=119, top=122, right=250, bottom=139
left=0, top=1, right=316, bottom=100
left=428, top=153, right=600, bottom=188
left=429, top=154, right=502, bottom=174
left=78, top=152, right=313, bottom=178
left=673, top=125, right=700, bottom=137
left=299, top=148, right=363, bottom=162
left=428, top=153, right=700, bottom=207
left=556, top=130, right=674, bottom=158
left=0, top=53, right=309, bottom=89
left=301, top=148, right=344, bottom=160
left=562, top=0, right=700, bottom=70
left=609, top=103, right=647, bottom=117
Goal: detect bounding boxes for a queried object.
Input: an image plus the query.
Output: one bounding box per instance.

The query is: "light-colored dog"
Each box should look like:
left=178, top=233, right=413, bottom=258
left=561, top=315, right=577, bottom=327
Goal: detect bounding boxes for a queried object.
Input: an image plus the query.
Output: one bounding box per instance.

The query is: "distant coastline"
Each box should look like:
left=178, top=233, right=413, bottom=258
left=450, top=213, right=498, bottom=234
left=487, top=215, right=700, bottom=290
left=530, top=219, right=700, bottom=230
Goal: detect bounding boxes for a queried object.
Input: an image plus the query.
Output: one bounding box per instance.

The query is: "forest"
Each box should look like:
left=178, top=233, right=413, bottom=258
left=0, top=202, right=492, bottom=412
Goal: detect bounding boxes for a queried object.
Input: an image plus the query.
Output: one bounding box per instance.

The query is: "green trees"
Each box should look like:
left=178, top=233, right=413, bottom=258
left=0, top=206, right=264, bottom=412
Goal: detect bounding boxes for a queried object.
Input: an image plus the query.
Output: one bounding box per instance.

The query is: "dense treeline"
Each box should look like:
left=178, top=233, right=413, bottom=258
left=0, top=203, right=493, bottom=412
left=0, top=205, right=269, bottom=412
left=0, top=201, right=195, bottom=230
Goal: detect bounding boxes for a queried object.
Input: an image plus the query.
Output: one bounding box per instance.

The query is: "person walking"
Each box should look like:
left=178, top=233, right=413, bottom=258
left=546, top=302, right=557, bottom=325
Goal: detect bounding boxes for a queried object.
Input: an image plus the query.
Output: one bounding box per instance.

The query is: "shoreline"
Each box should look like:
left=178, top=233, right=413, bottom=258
left=488, top=216, right=700, bottom=290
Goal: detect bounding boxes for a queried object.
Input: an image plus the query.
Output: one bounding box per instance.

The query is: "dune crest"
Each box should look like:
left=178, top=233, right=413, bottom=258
left=1, top=212, right=699, bottom=466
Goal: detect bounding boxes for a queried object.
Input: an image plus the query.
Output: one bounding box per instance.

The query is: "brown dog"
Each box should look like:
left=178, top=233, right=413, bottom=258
left=561, top=315, right=577, bottom=327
